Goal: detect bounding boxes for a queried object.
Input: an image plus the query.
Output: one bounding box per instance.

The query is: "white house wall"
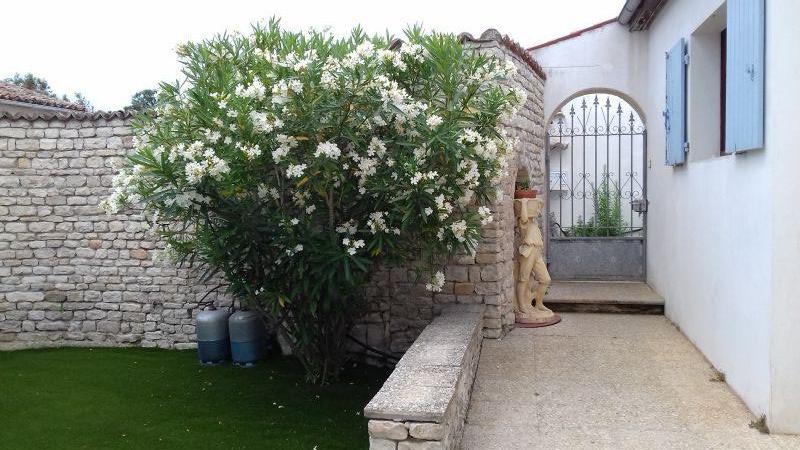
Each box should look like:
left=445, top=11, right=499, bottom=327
left=532, top=0, right=800, bottom=432
left=533, top=21, right=649, bottom=123
left=644, top=0, right=773, bottom=420
left=766, top=0, right=800, bottom=434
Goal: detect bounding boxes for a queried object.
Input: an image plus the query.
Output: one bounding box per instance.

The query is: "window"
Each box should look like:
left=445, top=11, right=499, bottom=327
left=686, top=3, right=726, bottom=162
left=667, top=0, right=765, bottom=165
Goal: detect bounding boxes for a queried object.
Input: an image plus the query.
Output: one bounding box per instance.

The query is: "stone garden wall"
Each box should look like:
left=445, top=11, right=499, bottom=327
left=353, top=30, right=546, bottom=358
left=0, top=30, right=545, bottom=358
left=0, top=111, right=227, bottom=350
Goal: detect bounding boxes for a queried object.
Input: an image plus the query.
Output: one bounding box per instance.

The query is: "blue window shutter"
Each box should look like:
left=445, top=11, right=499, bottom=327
left=665, top=38, right=687, bottom=166
left=725, top=0, right=765, bottom=153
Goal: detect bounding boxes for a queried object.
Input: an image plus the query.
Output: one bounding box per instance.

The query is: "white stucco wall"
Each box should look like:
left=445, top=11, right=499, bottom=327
left=532, top=0, right=799, bottom=432
left=766, top=0, right=800, bottom=434
left=533, top=21, right=649, bottom=123
left=644, top=0, right=773, bottom=420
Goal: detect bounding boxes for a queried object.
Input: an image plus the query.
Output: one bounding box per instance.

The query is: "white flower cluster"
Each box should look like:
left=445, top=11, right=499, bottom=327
left=185, top=149, right=230, bottom=184
left=478, top=206, right=493, bottom=225
left=286, top=163, right=306, bottom=178
left=236, top=78, right=267, bottom=99
left=450, top=220, right=467, bottom=243
left=314, top=141, right=342, bottom=159
left=425, top=270, right=445, bottom=292
left=367, top=211, right=400, bottom=235
left=336, top=220, right=358, bottom=235
left=257, top=184, right=280, bottom=200
left=250, top=111, right=283, bottom=133
left=342, top=237, right=365, bottom=255
left=100, top=168, right=137, bottom=214
left=237, top=142, right=262, bottom=160
left=272, top=134, right=299, bottom=163
left=285, top=243, right=304, bottom=256
left=426, top=114, right=443, bottom=128
left=410, top=170, right=438, bottom=186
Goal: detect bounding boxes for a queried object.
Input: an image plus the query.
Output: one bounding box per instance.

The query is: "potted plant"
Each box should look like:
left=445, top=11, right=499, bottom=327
left=514, top=179, right=537, bottom=199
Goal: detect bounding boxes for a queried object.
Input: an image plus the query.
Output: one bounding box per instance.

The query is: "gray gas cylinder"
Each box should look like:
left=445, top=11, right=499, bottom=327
left=196, top=308, right=231, bottom=365
left=228, top=310, right=266, bottom=367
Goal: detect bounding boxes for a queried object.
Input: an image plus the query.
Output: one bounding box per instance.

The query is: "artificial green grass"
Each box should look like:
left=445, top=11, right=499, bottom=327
left=0, top=347, right=390, bottom=450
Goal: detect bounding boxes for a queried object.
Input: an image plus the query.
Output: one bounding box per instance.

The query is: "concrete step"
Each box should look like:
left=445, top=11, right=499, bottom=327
left=544, top=281, right=664, bottom=314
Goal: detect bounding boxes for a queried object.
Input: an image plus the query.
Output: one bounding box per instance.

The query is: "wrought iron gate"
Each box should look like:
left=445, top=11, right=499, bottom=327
left=545, top=94, right=647, bottom=280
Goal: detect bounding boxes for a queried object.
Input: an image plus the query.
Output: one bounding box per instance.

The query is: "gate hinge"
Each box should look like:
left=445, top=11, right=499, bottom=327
left=683, top=53, right=690, bottom=65
left=683, top=142, right=690, bottom=152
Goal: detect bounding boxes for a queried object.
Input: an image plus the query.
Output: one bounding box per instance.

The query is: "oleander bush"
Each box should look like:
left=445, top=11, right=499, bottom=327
left=103, top=19, right=524, bottom=383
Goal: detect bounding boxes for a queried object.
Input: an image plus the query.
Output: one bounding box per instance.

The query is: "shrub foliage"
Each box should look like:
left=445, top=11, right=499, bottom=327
left=104, top=20, right=524, bottom=382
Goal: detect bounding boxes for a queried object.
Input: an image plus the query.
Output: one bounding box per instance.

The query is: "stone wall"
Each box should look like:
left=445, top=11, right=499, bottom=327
left=0, top=111, right=226, bottom=350
left=353, top=30, right=546, bottom=358
left=0, top=30, right=545, bottom=356
left=364, top=309, right=483, bottom=450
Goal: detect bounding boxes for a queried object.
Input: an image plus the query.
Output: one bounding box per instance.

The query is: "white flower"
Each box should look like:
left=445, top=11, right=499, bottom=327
left=272, top=147, right=289, bottom=163
left=423, top=207, right=433, bottom=217
left=306, top=204, right=316, bottom=214
left=367, top=137, right=386, bottom=157
left=241, top=144, right=262, bottom=160
left=336, top=220, right=358, bottom=235
left=478, top=206, right=493, bottom=225
left=236, top=79, right=266, bottom=99
left=425, top=271, right=445, bottom=292
left=314, top=141, right=341, bottom=159
left=285, top=243, right=304, bottom=256
left=342, top=237, right=364, bottom=256
left=426, top=115, right=443, bottom=128
left=286, top=164, right=307, bottom=178
left=367, top=211, right=388, bottom=234
left=290, top=218, right=300, bottom=225
left=185, top=161, right=208, bottom=184
left=459, top=128, right=481, bottom=144
left=250, top=111, right=280, bottom=133
left=450, top=220, right=467, bottom=242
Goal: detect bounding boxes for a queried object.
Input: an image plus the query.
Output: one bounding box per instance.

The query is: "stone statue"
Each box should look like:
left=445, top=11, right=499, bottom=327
left=514, top=198, right=556, bottom=324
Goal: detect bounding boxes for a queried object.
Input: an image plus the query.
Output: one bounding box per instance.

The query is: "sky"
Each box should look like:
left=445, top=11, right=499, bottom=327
left=0, top=0, right=623, bottom=111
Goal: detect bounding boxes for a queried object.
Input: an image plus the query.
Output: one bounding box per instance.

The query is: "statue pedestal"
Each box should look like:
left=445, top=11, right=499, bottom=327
left=515, top=313, right=561, bottom=328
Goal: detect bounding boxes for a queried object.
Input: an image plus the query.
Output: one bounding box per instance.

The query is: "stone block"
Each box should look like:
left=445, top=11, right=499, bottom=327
left=7, top=292, right=44, bottom=302
left=369, top=438, right=397, bottom=450
left=369, top=420, right=409, bottom=440
left=97, top=320, right=121, bottom=333
left=37, top=321, right=66, bottom=331
left=408, top=423, right=445, bottom=440
left=445, top=266, right=468, bottom=282
left=398, top=441, right=443, bottom=450
left=453, top=283, right=474, bottom=295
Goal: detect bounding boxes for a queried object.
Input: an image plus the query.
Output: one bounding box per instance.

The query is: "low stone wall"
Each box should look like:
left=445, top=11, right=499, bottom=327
left=364, top=309, right=483, bottom=449
left=0, top=111, right=227, bottom=350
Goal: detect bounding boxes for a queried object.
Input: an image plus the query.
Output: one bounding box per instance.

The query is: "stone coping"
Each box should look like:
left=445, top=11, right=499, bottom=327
left=364, top=309, right=483, bottom=423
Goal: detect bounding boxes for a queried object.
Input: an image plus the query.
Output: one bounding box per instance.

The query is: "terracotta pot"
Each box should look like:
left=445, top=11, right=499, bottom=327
left=514, top=189, right=538, bottom=199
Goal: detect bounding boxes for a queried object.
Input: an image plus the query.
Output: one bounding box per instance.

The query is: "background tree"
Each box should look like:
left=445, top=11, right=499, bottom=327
left=71, top=92, right=94, bottom=112
left=4, top=73, right=93, bottom=111
left=126, top=89, right=158, bottom=112
left=4, top=73, right=56, bottom=97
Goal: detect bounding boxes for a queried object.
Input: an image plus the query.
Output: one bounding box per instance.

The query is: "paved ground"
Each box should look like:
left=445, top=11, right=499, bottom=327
left=464, top=313, right=800, bottom=449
